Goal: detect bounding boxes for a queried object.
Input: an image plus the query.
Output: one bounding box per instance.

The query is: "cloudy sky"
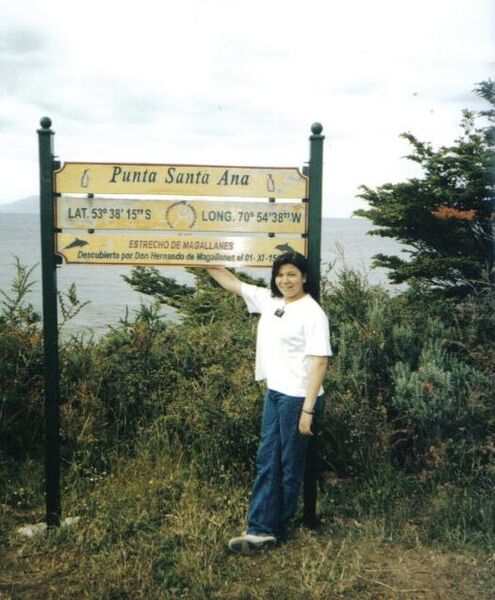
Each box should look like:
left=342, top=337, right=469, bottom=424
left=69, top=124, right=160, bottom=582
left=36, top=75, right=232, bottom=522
left=1, top=0, right=493, bottom=217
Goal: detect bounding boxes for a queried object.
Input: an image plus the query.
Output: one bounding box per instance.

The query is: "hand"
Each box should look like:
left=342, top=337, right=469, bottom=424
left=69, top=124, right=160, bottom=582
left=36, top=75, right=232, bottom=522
left=299, top=411, right=314, bottom=436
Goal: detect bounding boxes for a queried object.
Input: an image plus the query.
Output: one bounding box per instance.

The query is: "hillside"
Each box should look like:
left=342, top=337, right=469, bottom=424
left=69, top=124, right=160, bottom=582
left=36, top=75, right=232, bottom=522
left=0, top=196, right=39, bottom=214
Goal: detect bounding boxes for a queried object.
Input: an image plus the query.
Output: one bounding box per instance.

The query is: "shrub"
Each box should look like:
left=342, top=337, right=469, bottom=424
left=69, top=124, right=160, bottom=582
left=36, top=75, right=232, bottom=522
left=0, top=260, right=44, bottom=459
left=1, top=260, right=493, bottom=494
left=319, top=267, right=494, bottom=480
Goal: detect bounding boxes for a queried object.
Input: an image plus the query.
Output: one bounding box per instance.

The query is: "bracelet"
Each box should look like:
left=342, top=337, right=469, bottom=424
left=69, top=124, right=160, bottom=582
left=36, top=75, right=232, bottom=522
left=302, top=409, right=315, bottom=415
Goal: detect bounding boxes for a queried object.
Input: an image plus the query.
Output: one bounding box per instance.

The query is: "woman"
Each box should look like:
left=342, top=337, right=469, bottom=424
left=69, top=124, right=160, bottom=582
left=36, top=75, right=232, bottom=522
left=206, top=251, right=331, bottom=553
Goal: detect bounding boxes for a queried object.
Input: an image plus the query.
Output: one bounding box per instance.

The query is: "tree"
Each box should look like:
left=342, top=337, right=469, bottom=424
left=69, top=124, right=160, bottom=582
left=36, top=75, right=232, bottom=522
left=355, top=81, right=495, bottom=297
left=122, top=266, right=267, bottom=323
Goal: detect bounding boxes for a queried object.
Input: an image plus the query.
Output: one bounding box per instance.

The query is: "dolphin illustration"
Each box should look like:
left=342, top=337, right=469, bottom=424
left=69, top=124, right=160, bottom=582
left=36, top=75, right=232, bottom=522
left=64, top=238, right=89, bottom=250
left=275, top=243, right=296, bottom=253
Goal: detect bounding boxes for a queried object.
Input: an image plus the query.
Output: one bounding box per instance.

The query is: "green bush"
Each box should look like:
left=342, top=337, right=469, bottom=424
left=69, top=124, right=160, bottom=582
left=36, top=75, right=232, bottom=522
left=0, top=261, right=44, bottom=459
left=319, top=267, right=493, bottom=479
left=1, top=261, right=493, bottom=495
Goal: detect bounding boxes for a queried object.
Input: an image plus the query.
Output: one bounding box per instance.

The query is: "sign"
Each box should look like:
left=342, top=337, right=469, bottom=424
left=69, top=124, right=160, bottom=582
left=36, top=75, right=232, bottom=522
left=56, top=198, right=307, bottom=233
left=56, top=233, right=306, bottom=267
left=38, top=117, right=324, bottom=529
left=54, top=162, right=308, bottom=199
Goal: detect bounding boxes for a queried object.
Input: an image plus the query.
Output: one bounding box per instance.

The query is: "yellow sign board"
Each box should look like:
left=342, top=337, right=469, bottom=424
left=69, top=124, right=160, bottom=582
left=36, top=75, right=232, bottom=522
left=54, top=162, right=308, bottom=199
left=56, top=198, right=307, bottom=234
left=56, top=233, right=306, bottom=267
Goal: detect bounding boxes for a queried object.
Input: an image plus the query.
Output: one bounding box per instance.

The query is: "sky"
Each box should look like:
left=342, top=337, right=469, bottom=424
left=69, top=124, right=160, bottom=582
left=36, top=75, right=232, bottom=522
left=1, top=0, right=493, bottom=217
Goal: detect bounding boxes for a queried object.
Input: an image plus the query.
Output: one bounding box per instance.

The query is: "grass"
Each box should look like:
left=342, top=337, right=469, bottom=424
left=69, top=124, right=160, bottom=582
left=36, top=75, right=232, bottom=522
left=1, top=440, right=494, bottom=599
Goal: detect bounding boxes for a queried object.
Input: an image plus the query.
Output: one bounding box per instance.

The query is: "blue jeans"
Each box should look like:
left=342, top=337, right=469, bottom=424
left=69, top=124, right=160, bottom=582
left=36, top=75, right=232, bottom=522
left=246, top=389, right=322, bottom=536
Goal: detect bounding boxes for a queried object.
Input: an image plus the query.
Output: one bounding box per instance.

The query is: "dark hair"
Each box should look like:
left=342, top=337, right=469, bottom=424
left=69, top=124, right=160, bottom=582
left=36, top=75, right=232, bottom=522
left=270, top=252, right=309, bottom=297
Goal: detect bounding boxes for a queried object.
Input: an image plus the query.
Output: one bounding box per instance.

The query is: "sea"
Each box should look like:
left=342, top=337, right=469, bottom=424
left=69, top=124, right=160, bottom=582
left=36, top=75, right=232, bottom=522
left=0, top=214, right=406, bottom=335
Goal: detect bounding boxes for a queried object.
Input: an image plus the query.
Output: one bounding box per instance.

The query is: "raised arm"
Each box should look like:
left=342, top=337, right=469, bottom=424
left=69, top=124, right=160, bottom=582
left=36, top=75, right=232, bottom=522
left=205, top=267, right=243, bottom=297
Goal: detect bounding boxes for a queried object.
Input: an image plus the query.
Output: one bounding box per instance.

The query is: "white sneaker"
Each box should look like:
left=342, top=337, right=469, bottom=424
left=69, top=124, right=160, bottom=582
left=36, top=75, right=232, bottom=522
left=228, top=533, right=277, bottom=554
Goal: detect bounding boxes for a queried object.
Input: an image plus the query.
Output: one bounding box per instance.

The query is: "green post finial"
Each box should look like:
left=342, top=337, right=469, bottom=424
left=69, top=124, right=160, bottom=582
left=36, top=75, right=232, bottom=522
left=311, top=122, right=323, bottom=136
left=40, top=116, right=52, bottom=129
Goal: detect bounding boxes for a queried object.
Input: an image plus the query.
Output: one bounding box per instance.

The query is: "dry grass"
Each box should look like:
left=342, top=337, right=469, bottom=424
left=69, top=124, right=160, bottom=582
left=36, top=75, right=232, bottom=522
left=1, top=525, right=493, bottom=599
left=1, top=449, right=494, bottom=599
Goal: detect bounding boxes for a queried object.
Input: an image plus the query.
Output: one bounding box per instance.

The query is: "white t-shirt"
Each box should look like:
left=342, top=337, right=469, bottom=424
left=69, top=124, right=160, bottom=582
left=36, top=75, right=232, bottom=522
left=241, top=283, right=332, bottom=397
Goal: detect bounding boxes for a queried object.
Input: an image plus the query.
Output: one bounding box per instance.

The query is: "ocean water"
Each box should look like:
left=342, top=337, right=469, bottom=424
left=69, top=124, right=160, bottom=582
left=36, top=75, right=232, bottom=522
left=0, top=214, right=406, bottom=334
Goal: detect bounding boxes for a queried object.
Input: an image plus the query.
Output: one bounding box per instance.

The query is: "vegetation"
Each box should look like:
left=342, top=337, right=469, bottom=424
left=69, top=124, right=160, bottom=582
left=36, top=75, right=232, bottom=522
left=354, top=80, right=495, bottom=296
left=1, top=255, right=494, bottom=597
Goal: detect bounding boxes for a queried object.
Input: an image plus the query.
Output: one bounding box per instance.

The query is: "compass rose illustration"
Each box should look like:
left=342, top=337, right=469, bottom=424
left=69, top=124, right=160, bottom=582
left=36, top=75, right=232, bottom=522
left=166, top=201, right=197, bottom=230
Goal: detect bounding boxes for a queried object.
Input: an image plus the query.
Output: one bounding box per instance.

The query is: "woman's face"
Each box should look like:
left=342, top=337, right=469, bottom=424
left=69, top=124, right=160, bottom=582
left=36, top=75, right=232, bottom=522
left=275, top=263, right=306, bottom=302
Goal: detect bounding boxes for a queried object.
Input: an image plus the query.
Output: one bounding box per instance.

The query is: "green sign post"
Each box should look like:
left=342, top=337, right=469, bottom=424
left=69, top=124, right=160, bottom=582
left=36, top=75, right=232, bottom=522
left=37, top=118, right=324, bottom=527
left=37, top=117, right=61, bottom=526
left=303, top=123, right=325, bottom=527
